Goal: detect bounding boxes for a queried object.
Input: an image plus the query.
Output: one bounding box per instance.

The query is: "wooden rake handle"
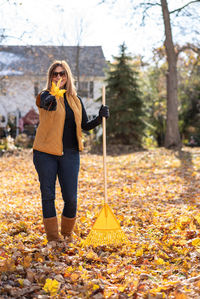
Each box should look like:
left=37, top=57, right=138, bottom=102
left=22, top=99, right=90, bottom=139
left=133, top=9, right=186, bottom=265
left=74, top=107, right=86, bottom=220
left=102, top=86, right=107, bottom=205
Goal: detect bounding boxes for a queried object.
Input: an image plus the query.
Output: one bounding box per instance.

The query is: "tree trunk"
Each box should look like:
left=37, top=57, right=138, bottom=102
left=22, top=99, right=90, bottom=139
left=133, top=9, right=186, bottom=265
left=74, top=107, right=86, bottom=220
left=161, top=0, right=182, bottom=149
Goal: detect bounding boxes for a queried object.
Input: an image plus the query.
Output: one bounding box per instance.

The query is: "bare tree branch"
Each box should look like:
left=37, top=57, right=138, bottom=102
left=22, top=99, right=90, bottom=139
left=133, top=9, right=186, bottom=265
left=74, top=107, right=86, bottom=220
left=135, top=2, right=160, bottom=25
left=176, top=43, right=200, bottom=56
left=140, top=2, right=161, bottom=7
left=0, top=28, right=29, bottom=43
left=98, top=0, right=117, bottom=4
left=170, top=0, right=200, bottom=14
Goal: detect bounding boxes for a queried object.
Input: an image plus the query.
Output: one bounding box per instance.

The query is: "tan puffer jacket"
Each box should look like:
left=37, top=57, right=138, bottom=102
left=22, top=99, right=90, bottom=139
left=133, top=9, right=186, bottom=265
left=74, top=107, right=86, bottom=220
left=33, top=92, right=83, bottom=155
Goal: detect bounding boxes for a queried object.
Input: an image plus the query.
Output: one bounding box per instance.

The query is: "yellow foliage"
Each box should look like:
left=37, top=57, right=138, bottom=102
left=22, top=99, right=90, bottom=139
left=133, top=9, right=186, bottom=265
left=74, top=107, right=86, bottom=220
left=50, top=79, right=66, bottom=98
left=192, top=238, right=200, bottom=247
left=174, top=292, right=188, bottom=299
left=177, top=216, right=191, bottom=230
left=135, top=248, right=143, bottom=257
left=71, top=273, right=80, bottom=282
left=23, top=255, right=32, bottom=268
left=1, top=148, right=200, bottom=298
left=156, top=258, right=165, bottom=265
left=18, top=278, right=24, bottom=286
left=118, top=286, right=126, bottom=292
left=64, top=266, right=74, bottom=274
left=43, top=278, right=60, bottom=297
left=85, top=249, right=99, bottom=260
left=194, top=214, right=200, bottom=224
left=93, top=284, right=100, bottom=291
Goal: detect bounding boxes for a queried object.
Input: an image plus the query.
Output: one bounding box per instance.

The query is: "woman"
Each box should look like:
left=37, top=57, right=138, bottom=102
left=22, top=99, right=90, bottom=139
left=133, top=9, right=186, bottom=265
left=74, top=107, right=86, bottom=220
left=33, top=60, right=109, bottom=242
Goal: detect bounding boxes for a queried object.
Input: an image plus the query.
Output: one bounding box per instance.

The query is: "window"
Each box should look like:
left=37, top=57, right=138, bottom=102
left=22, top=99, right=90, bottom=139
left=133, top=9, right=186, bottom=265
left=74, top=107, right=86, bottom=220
left=75, top=81, right=94, bottom=98
left=89, top=81, right=94, bottom=98
left=78, top=82, right=88, bottom=97
left=34, top=82, right=39, bottom=97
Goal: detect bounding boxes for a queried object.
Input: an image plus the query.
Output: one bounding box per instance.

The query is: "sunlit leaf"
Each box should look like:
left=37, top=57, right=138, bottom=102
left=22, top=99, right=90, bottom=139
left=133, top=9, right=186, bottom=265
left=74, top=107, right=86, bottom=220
left=50, top=79, right=66, bottom=98
left=43, top=278, right=60, bottom=296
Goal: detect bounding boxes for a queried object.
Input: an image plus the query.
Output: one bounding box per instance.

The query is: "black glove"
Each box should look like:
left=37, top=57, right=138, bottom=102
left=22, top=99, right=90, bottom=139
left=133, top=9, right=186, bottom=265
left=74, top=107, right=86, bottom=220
left=99, top=105, right=109, bottom=119
left=41, top=94, right=57, bottom=111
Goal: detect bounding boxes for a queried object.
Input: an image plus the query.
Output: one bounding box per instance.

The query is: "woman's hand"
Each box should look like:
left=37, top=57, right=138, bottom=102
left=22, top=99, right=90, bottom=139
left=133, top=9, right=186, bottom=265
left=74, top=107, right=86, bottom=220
left=40, top=93, right=57, bottom=111
left=99, top=105, right=110, bottom=119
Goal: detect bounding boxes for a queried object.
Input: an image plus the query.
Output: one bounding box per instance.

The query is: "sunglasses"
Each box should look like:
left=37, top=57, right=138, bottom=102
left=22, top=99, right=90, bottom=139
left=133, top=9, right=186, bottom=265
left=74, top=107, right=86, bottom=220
left=52, top=71, right=66, bottom=78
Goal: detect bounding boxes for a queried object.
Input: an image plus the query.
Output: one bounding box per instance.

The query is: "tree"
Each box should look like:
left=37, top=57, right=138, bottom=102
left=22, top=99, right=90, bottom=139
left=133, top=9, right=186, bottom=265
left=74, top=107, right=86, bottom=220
left=74, top=18, right=84, bottom=94
left=178, top=49, right=200, bottom=139
left=0, top=1, right=29, bottom=44
left=101, top=0, right=200, bottom=149
left=105, top=43, right=144, bottom=146
left=141, top=54, right=167, bottom=147
left=160, top=0, right=181, bottom=148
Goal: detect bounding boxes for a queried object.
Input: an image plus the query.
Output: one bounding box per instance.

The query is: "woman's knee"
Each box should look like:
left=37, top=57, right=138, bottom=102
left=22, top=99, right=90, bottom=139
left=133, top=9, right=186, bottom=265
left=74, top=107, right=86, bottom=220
left=42, top=198, right=56, bottom=218
left=63, top=198, right=77, bottom=218
left=41, top=185, right=56, bottom=201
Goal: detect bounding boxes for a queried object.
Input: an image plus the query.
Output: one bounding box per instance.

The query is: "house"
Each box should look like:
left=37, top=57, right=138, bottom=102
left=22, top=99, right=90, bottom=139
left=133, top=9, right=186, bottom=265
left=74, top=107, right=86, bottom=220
left=0, top=45, right=107, bottom=130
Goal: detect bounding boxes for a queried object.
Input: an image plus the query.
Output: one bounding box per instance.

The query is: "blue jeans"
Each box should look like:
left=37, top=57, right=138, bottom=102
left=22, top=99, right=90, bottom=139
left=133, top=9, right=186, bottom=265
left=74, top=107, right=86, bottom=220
left=33, top=149, right=80, bottom=219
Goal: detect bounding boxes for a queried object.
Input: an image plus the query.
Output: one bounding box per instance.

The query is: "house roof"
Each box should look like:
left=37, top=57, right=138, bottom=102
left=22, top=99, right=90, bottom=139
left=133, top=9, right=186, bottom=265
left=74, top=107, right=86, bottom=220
left=0, top=45, right=107, bottom=77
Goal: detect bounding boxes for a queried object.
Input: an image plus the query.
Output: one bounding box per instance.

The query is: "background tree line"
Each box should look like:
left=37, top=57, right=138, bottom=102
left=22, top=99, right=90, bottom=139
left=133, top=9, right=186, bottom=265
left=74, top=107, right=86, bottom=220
left=100, top=0, right=200, bottom=150
left=104, top=41, right=200, bottom=149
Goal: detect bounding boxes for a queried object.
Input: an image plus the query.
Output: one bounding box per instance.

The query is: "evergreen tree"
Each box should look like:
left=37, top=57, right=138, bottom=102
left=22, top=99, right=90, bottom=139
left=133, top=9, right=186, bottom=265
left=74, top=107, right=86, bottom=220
left=105, top=43, right=144, bottom=146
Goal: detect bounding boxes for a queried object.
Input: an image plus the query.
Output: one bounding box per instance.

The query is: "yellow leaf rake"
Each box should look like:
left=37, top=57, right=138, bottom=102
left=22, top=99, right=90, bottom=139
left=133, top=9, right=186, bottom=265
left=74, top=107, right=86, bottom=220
left=83, top=86, right=129, bottom=247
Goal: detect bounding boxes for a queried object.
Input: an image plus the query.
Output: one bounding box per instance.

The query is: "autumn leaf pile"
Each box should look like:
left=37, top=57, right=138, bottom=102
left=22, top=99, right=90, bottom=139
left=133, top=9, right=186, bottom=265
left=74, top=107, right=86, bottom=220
left=1, top=147, right=200, bottom=298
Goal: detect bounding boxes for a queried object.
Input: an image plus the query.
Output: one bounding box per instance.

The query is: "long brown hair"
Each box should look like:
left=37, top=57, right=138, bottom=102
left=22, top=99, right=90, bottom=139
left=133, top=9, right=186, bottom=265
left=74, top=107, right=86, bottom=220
left=46, top=60, right=76, bottom=96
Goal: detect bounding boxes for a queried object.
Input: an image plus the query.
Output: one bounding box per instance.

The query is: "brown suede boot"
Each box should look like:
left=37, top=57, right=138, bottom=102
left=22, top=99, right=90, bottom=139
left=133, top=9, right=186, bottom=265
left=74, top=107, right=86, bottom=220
left=43, top=216, right=59, bottom=242
left=61, top=215, right=76, bottom=240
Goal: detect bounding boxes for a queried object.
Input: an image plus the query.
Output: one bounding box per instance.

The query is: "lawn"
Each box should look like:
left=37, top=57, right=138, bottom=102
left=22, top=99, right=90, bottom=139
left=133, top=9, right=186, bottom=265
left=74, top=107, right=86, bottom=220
left=1, top=147, right=200, bottom=298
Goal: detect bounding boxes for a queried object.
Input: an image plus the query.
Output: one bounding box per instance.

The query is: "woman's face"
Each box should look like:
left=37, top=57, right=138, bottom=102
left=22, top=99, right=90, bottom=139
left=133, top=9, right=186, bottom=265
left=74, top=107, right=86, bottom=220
left=52, top=66, right=67, bottom=88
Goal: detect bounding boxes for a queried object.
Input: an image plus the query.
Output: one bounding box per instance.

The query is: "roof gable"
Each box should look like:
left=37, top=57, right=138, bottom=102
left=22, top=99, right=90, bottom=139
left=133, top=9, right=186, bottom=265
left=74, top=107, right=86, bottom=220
left=0, top=45, right=107, bottom=77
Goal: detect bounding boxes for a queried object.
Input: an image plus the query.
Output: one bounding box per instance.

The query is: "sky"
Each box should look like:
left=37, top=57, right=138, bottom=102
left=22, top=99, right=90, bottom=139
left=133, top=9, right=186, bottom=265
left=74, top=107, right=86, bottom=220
left=1, top=0, right=200, bottom=62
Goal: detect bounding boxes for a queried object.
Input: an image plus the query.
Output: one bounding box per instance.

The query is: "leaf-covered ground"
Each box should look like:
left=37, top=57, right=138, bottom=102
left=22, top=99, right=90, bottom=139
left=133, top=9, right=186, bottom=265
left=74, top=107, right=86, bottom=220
left=1, top=148, right=200, bottom=298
